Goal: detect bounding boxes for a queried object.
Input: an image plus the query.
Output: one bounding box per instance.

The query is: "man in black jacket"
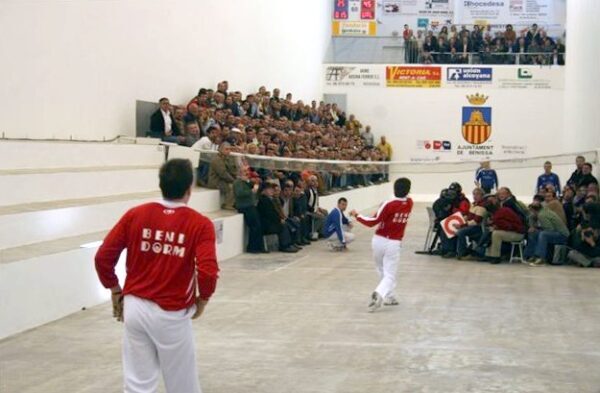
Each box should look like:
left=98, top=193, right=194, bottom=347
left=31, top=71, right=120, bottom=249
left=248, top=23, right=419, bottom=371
left=150, top=97, right=180, bottom=142
left=257, top=183, right=298, bottom=253
left=567, top=155, right=586, bottom=186
left=293, top=181, right=312, bottom=243
left=578, top=163, right=598, bottom=187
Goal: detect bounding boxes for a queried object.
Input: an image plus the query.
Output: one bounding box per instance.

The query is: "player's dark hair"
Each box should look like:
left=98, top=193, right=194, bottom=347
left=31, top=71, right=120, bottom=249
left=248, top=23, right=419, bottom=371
left=159, top=159, right=194, bottom=200
left=394, top=178, right=411, bottom=198
left=338, top=197, right=348, bottom=204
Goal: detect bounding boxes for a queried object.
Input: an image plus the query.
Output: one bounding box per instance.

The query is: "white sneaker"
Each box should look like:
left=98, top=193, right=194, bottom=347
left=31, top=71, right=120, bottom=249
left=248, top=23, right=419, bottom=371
left=383, top=295, right=399, bottom=306
left=327, top=242, right=345, bottom=252
left=367, top=292, right=383, bottom=313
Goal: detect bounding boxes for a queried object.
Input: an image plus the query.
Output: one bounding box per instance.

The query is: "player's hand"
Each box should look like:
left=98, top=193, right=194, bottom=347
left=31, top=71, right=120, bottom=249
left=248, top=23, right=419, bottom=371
left=192, top=298, right=209, bottom=320
left=349, top=209, right=358, bottom=217
left=111, top=290, right=124, bottom=322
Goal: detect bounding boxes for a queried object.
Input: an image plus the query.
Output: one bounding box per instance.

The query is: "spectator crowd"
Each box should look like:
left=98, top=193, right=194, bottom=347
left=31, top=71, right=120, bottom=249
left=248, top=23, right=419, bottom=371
left=402, top=23, right=566, bottom=65
left=149, top=82, right=394, bottom=254
left=429, top=156, right=600, bottom=268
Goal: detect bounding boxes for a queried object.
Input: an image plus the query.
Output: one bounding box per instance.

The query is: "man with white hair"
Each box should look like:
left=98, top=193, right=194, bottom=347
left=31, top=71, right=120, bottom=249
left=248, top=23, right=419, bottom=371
left=306, top=174, right=327, bottom=238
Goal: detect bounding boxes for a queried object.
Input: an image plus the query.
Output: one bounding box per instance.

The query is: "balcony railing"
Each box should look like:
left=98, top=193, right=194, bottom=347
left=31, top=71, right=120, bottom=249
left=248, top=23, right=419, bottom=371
left=325, top=36, right=565, bottom=65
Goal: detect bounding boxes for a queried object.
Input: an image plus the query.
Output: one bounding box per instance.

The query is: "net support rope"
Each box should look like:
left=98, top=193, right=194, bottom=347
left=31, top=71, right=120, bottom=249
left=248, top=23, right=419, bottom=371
left=190, top=148, right=600, bottom=175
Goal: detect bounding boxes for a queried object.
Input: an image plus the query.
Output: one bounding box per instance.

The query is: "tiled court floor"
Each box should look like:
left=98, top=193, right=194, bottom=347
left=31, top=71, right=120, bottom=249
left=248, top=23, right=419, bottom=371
left=1, top=203, right=600, bottom=393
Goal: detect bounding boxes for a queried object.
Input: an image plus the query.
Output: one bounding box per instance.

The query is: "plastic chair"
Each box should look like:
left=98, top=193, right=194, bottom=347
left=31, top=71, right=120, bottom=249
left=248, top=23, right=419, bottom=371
left=423, top=207, right=436, bottom=251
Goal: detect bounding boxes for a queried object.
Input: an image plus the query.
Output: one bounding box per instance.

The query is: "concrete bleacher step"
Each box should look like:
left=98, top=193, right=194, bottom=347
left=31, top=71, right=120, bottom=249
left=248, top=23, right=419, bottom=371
left=0, top=209, right=241, bottom=265
left=0, top=166, right=162, bottom=207
left=0, top=187, right=222, bottom=250
left=0, top=208, right=244, bottom=340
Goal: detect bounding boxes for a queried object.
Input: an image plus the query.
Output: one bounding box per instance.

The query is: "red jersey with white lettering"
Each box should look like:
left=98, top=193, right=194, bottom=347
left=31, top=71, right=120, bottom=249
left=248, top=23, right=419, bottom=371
left=356, top=197, right=413, bottom=240
left=95, top=201, right=219, bottom=311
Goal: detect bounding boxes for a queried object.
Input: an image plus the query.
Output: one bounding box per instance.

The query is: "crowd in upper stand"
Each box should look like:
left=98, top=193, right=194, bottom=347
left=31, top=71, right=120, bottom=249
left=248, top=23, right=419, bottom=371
left=402, top=23, right=565, bottom=65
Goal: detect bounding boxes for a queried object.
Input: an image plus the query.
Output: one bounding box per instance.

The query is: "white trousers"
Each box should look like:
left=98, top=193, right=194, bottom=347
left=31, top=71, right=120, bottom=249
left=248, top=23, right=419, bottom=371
left=326, top=230, right=356, bottom=247
left=371, top=235, right=401, bottom=298
left=123, top=295, right=201, bottom=393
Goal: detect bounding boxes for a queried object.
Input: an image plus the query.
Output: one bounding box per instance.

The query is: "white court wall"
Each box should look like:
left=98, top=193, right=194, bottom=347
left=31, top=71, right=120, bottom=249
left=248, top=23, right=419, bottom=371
left=0, top=0, right=332, bottom=140
left=323, top=65, right=567, bottom=162
left=563, top=0, right=600, bottom=151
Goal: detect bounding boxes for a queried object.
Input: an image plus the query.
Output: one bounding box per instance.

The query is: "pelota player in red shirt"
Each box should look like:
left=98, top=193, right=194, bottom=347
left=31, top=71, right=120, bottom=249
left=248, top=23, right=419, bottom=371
left=350, top=178, right=413, bottom=312
left=95, top=159, right=219, bottom=393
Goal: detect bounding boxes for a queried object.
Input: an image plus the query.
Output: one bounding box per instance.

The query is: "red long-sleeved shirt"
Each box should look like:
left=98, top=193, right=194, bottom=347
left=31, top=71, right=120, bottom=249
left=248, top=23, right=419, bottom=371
left=492, top=207, right=525, bottom=234
left=356, top=197, right=413, bottom=240
left=95, top=201, right=219, bottom=311
left=452, top=194, right=471, bottom=215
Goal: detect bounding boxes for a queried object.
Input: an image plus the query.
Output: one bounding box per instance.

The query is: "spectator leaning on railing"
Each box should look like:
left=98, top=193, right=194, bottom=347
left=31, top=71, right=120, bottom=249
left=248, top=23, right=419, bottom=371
left=404, top=23, right=565, bottom=65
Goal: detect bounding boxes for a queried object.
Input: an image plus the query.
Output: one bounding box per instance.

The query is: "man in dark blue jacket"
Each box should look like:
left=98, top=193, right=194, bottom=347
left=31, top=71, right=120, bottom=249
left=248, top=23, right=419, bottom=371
left=322, top=198, right=354, bottom=251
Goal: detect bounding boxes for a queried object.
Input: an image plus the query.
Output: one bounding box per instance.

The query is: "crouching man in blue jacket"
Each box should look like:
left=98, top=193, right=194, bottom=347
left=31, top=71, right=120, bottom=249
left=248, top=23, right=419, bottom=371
left=322, top=197, right=355, bottom=251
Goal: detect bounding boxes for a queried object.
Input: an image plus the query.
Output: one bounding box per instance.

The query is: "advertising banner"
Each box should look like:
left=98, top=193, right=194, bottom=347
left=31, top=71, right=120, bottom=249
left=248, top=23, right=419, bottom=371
left=454, top=0, right=555, bottom=25
left=332, top=21, right=377, bottom=36
left=386, top=66, right=442, bottom=87
left=360, top=0, right=376, bottom=19
left=495, top=66, right=564, bottom=89
left=333, top=0, right=349, bottom=19
left=323, top=64, right=563, bottom=90
left=325, top=65, right=383, bottom=87
left=445, top=67, right=493, bottom=88
left=383, top=0, right=454, bottom=18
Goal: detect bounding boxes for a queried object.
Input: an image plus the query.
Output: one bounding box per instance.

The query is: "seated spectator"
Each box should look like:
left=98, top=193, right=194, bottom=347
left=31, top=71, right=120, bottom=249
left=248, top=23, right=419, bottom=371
left=292, top=181, right=312, bottom=243
left=181, top=121, right=201, bottom=147
left=439, top=183, right=470, bottom=258
left=449, top=182, right=471, bottom=215
left=306, top=175, right=328, bottom=237
left=536, top=161, right=561, bottom=195
left=433, top=188, right=456, bottom=255
left=233, top=167, right=266, bottom=254
left=456, top=188, right=488, bottom=259
left=183, top=103, right=201, bottom=126
left=497, top=187, right=529, bottom=224
left=150, top=97, right=179, bottom=142
left=208, top=142, right=237, bottom=210
left=484, top=196, right=526, bottom=264
left=561, top=185, right=577, bottom=232
left=322, top=197, right=355, bottom=251
left=257, top=183, right=298, bottom=253
left=567, top=203, right=600, bottom=267
left=173, top=106, right=186, bottom=136
left=345, top=114, right=362, bottom=136
left=543, top=190, right=567, bottom=225
left=279, top=181, right=309, bottom=247
left=524, top=197, right=570, bottom=266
